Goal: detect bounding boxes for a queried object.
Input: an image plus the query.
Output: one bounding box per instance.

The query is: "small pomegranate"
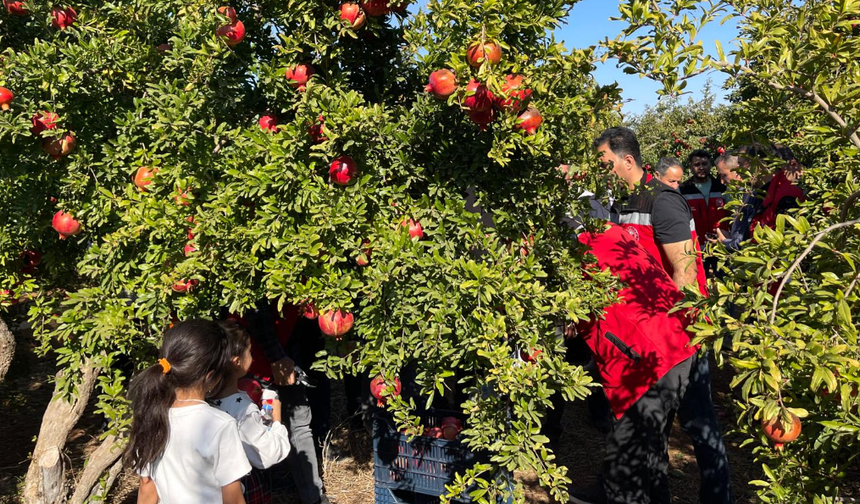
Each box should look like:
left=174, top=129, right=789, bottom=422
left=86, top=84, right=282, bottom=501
left=356, top=239, right=371, bottom=267
left=51, top=6, right=78, bottom=30
left=237, top=378, right=263, bottom=407
left=31, top=111, right=59, bottom=136
left=516, top=107, right=542, bottom=136
left=52, top=210, right=81, bottom=239
left=330, top=155, right=358, bottom=185
left=184, top=242, right=197, bottom=257
left=424, top=69, right=457, bottom=99
left=466, top=40, right=502, bottom=68
left=156, top=43, right=172, bottom=54
left=42, top=133, right=76, bottom=159
left=217, top=6, right=237, bottom=22
left=217, top=20, right=245, bottom=46
left=4, top=1, right=29, bottom=15
left=318, top=309, right=354, bottom=338
left=285, top=64, right=315, bottom=91
left=174, top=188, right=192, bottom=206
left=0, top=87, right=13, bottom=111
left=302, top=302, right=319, bottom=320
left=340, top=3, right=366, bottom=30
left=309, top=115, right=327, bottom=143
left=497, top=74, right=533, bottom=112
left=360, top=0, right=389, bottom=16
left=21, top=250, right=43, bottom=269
left=520, top=347, right=542, bottom=362
left=133, top=166, right=158, bottom=192
left=467, top=108, right=495, bottom=130
left=717, top=146, right=726, bottom=155
left=370, top=375, right=402, bottom=406
left=441, top=417, right=463, bottom=440
left=424, top=426, right=443, bottom=438
left=259, top=114, right=278, bottom=132
left=462, top=80, right=493, bottom=112
left=401, top=218, right=423, bottom=240
left=762, top=412, right=802, bottom=450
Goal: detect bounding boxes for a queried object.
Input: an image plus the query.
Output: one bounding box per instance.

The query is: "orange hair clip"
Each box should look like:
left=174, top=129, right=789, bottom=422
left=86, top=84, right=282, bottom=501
left=158, top=358, right=171, bottom=374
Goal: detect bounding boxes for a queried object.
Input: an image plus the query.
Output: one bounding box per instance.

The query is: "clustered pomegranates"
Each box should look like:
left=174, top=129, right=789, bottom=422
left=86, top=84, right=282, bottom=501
left=286, top=64, right=315, bottom=92
left=216, top=6, right=245, bottom=46
left=0, top=87, right=13, bottom=111
left=52, top=210, right=81, bottom=240
left=318, top=309, right=354, bottom=338
left=51, top=6, right=77, bottom=30
left=370, top=374, right=402, bottom=406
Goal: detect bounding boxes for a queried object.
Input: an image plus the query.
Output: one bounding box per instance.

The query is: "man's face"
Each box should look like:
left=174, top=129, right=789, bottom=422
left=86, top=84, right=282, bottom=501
left=597, top=142, right=634, bottom=187
left=690, top=156, right=712, bottom=180
left=659, top=165, right=684, bottom=190
left=716, top=160, right=742, bottom=185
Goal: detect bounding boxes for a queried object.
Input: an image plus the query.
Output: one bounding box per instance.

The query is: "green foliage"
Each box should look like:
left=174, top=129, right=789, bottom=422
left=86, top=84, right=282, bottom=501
left=604, top=0, right=860, bottom=501
left=0, top=0, right=620, bottom=501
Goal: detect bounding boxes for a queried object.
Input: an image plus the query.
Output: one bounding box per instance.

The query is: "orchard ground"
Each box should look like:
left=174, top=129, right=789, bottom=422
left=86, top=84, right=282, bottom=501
left=0, top=316, right=768, bottom=504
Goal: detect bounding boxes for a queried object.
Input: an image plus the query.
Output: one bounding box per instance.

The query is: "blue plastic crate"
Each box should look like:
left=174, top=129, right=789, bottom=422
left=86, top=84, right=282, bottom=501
left=373, top=409, right=476, bottom=497
left=375, top=486, right=467, bottom=504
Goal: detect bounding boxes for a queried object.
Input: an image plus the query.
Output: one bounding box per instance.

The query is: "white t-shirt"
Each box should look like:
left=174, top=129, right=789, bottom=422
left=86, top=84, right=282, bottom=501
left=210, top=391, right=291, bottom=469
left=140, top=404, right=251, bottom=504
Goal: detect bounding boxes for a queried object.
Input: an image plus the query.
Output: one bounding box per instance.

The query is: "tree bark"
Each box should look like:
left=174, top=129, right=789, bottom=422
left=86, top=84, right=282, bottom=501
left=22, top=360, right=99, bottom=504
left=0, top=316, right=14, bottom=384
left=38, top=447, right=64, bottom=504
left=69, top=435, right=124, bottom=504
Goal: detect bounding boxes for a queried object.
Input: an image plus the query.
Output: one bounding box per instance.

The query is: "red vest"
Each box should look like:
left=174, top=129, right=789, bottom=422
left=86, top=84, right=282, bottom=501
left=577, top=224, right=697, bottom=418
left=611, top=173, right=709, bottom=297
left=227, top=303, right=300, bottom=380
left=680, top=177, right=729, bottom=248
left=750, top=169, right=805, bottom=233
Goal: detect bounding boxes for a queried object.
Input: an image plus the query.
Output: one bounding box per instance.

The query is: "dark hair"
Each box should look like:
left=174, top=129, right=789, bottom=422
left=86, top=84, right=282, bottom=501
left=687, top=149, right=712, bottom=164
left=219, top=319, right=251, bottom=359
left=655, top=157, right=682, bottom=177
left=594, top=127, right=643, bottom=168
left=738, top=143, right=771, bottom=159
left=774, top=145, right=797, bottom=162
left=124, top=319, right=231, bottom=473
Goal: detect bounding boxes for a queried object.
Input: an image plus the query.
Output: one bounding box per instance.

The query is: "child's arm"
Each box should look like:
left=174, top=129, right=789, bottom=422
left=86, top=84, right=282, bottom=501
left=238, top=404, right=291, bottom=469
left=221, top=480, right=246, bottom=504
left=137, top=477, right=158, bottom=504
left=272, top=398, right=282, bottom=423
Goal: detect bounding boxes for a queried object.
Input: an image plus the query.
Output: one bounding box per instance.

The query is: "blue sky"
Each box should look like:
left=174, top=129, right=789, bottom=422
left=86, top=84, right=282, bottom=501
left=556, top=0, right=740, bottom=116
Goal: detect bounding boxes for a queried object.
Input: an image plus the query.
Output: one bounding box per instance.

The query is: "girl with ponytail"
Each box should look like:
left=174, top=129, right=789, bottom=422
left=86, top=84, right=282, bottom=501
left=125, top=319, right=251, bottom=504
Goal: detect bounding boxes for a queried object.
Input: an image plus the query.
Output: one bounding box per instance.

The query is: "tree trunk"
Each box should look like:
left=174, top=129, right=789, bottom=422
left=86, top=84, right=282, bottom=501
left=69, top=435, right=124, bottom=504
left=87, top=457, right=124, bottom=503
left=22, top=360, right=99, bottom=504
left=0, top=316, right=14, bottom=384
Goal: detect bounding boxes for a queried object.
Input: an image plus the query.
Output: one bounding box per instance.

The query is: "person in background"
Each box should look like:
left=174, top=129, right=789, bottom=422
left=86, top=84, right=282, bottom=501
left=679, top=150, right=728, bottom=277
left=654, top=157, right=685, bottom=190
left=713, top=152, right=752, bottom=251
left=210, top=321, right=291, bottom=504
left=596, top=128, right=733, bottom=504
left=125, top=320, right=251, bottom=504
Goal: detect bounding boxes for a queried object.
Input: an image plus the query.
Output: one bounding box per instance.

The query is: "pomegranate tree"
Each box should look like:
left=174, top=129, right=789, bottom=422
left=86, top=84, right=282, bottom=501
left=0, top=87, right=12, bottom=111
left=52, top=211, right=81, bottom=240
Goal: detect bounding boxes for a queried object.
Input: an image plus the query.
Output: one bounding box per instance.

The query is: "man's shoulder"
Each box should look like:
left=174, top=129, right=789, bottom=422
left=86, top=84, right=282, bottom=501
left=653, top=189, right=692, bottom=218
left=678, top=179, right=698, bottom=194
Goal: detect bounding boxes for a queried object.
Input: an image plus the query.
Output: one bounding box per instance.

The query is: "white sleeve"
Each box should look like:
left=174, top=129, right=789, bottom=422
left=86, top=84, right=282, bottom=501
left=213, top=421, right=252, bottom=487
left=237, top=407, right=292, bottom=469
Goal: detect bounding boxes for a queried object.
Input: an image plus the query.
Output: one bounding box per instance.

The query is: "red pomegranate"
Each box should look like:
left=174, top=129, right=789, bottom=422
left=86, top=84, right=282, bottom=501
left=717, top=146, right=726, bottom=155
left=259, top=114, right=278, bottom=132
left=370, top=375, right=402, bottom=406
left=424, top=426, right=443, bottom=439
left=302, top=302, right=319, bottom=320
left=51, top=6, right=77, bottom=30
left=156, top=43, right=172, bottom=54
left=466, top=40, right=502, bottom=67
left=319, top=309, right=354, bottom=338
left=462, top=80, right=493, bottom=112
left=217, top=5, right=237, bottom=22
left=441, top=417, right=463, bottom=440
left=171, top=279, right=199, bottom=293
left=401, top=218, right=423, bottom=240
left=42, top=133, right=76, bottom=159
left=762, top=412, right=801, bottom=449
left=21, top=250, right=43, bottom=269
left=360, top=0, right=389, bottom=16
left=133, top=166, right=158, bottom=192
left=174, top=188, right=192, bottom=206
left=0, top=87, right=13, bottom=111
left=285, top=64, right=315, bottom=91
left=184, top=242, right=197, bottom=257
left=31, top=111, right=59, bottom=136
left=309, top=115, right=327, bottom=143
left=467, top=108, right=495, bottom=130
left=424, top=69, right=457, bottom=99
left=52, top=211, right=81, bottom=240
left=329, top=155, right=358, bottom=185
left=237, top=378, right=263, bottom=407
left=217, top=20, right=245, bottom=46
left=356, top=240, right=371, bottom=267
left=520, top=347, right=542, bottom=362
left=4, top=1, right=29, bottom=15
left=340, top=3, right=366, bottom=30
left=497, top=74, right=533, bottom=112
left=516, top=107, right=542, bottom=136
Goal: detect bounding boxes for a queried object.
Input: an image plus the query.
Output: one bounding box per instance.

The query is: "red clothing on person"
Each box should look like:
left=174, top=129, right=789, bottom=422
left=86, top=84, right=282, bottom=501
left=577, top=224, right=697, bottom=419
left=227, top=304, right=300, bottom=380
left=750, top=169, right=805, bottom=233
left=680, top=176, right=729, bottom=248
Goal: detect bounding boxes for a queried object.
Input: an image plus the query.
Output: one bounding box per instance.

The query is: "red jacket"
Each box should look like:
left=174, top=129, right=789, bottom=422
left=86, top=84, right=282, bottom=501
left=680, top=176, right=729, bottom=248
left=578, top=224, right=697, bottom=419
left=750, top=169, right=805, bottom=234
left=611, top=173, right=709, bottom=297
